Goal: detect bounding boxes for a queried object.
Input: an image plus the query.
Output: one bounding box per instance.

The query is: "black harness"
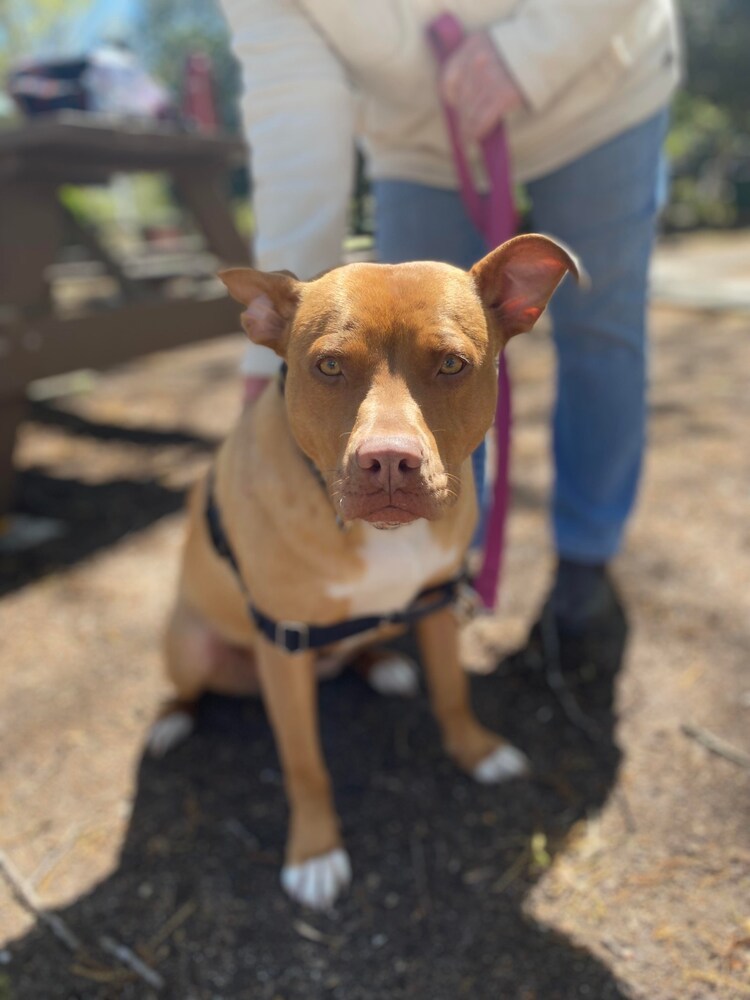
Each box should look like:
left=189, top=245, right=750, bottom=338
left=205, top=478, right=465, bottom=654
left=204, top=368, right=466, bottom=654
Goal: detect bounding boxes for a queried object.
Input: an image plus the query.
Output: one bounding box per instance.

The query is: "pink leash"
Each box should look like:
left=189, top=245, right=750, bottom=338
left=427, top=12, right=518, bottom=610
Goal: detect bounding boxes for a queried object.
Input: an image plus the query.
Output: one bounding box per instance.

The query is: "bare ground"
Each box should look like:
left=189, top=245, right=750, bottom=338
left=1, top=255, right=749, bottom=998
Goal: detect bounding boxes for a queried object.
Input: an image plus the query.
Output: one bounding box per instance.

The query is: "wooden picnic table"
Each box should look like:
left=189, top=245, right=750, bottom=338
left=0, top=113, right=251, bottom=516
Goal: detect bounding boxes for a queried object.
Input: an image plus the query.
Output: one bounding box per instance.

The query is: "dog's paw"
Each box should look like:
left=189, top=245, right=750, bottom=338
left=147, top=711, right=194, bottom=757
left=281, top=848, right=352, bottom=910
left=472, top=744, right=530, bottom=784
left=366, top=654, right=419, bottom=697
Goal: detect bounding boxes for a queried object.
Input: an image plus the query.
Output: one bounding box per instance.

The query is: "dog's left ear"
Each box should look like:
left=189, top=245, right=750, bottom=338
left=218, top=267, right=301, bottom=357
left=471, top=234, right=581, bottom=345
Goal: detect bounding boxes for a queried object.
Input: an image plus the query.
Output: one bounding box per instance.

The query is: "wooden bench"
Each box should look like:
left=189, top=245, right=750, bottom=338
left=0, top=113, right=251, bottom=516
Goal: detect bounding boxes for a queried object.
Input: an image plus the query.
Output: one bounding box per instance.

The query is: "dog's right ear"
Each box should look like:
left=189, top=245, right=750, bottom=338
left=218, top=268, right=301, bottom=356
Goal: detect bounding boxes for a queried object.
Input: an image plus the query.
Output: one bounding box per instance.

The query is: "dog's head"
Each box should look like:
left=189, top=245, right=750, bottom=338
left=220, top=235, right=578, bottom=529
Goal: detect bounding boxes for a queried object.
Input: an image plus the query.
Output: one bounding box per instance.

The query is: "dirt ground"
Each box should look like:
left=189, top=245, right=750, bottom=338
left=1, top=235, right=749, bottom=999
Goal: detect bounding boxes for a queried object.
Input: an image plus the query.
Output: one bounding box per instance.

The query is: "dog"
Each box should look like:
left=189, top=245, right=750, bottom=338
left=149, top=233, right=578, bottom=910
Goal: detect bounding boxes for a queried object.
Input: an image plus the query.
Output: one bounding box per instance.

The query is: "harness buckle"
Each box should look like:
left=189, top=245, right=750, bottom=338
left=454, top=580, right=482, bottom=623
left=274, top=620, right=310, bottom=653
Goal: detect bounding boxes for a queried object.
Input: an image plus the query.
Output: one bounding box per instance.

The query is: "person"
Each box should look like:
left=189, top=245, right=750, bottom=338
left=218, top=0, right=681, bottom=640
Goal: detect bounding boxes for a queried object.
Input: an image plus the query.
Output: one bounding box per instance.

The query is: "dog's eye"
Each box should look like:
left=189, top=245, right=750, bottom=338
left=439, top=355, right=466, bottom=375
left=318, top=357, right=343, bottom=377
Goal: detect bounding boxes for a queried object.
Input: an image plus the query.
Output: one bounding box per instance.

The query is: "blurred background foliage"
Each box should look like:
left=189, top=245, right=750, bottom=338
left=1, top=0, right=749, bottom=232
left=665, top=0, right=750, bottom=229
left=0, top=0, right=86, bottom=80
left=137, top=0, right=242, bottom=136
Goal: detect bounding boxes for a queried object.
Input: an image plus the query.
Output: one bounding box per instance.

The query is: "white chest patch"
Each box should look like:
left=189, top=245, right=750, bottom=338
left=327, top=521, right=458, bottom=616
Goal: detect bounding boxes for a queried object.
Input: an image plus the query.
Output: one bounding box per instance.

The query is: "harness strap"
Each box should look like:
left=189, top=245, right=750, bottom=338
left=250, top=576, right=464, bottom=654
left=205, top=473, right=466, bottom=655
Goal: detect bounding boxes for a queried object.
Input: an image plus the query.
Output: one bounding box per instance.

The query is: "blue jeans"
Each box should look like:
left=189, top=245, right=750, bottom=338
left=374, top=109, right=668, bottom=564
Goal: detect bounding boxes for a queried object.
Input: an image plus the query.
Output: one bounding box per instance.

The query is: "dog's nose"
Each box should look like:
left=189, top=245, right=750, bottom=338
left=356, top=436, right=423, bottom=490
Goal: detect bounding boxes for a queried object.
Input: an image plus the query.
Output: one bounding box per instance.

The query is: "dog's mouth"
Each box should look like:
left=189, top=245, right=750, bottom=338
left=364, top=505, right=420, bottom=528
left=336, top=488, right=454, bottom=528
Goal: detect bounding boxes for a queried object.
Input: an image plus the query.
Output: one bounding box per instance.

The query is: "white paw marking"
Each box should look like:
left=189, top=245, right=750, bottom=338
left=147, top=711, right=194, bottom=757
left=367, top=654, right=419, bottom=697
left=281, top=848, right=352, bottom=910
left=472, top=744, right=530, bottom=784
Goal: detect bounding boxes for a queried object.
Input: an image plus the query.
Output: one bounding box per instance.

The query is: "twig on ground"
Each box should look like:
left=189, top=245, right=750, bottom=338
left=293, top=920, right=328, bottom=944
left=0, top=847, right=165, bottom=990
left=224, top=818, right=260, bottom=851
left=615, top=787, right=638, bottom=835
left=681, top=724, right=750, bottom=769
left=292, top=919, right=346, bottom=950
left=147, top=900, right=197, bottom=952
left=410, top=831, right=431, bottom=916
left=224, top=819, right=279, bottom=865
left=99, top=936, right=165, bottom=991
left=685, top=968, right=750, bottom=996
left=70, top=964, right=126, bottom=985
left=0, top=848, right=81, bottom=952
left=29, top=830, right=80, bottom=891
left=491, top=845, right=530, bottom=895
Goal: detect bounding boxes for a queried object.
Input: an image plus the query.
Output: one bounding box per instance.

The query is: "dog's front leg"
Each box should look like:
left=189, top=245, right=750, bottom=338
left=416, top=607, right=530, bottom=783
left=255, top=640, right=350, bottom=909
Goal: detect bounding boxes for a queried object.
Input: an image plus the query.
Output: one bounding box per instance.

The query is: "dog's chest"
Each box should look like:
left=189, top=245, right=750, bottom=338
left=326, top=521, right=458, bottom=616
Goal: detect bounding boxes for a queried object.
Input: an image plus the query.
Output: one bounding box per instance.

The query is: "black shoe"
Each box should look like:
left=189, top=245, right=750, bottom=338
left=520, top=561, right=628, bottom=741
left=548, top=558, right=620, bottom=638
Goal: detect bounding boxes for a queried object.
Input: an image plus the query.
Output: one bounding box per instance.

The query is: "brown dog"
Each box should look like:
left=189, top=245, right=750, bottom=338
left=149, top=234, right=578, bottom=909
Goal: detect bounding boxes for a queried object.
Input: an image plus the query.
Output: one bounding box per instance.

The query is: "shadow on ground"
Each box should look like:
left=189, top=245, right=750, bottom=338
left=27, top=401, right=220, bottom=452
left=0, top=402, right=218, bottom=597
left=7, top=609, right=629, bottom=1000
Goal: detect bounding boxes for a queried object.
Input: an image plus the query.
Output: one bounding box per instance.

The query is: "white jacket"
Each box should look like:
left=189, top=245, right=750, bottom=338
left=220, top=0, right=680, bottom=372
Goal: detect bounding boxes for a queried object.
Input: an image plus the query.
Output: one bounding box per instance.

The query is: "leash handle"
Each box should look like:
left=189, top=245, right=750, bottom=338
left=427, top=11, right=516, bottom=609
left=426, top=15, right=485, bottom=231
left=426, top=13, right=517, bottom=247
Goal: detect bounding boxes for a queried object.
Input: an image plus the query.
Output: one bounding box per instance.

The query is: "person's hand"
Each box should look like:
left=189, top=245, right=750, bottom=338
left=440, top=32, right=526, bottom=142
